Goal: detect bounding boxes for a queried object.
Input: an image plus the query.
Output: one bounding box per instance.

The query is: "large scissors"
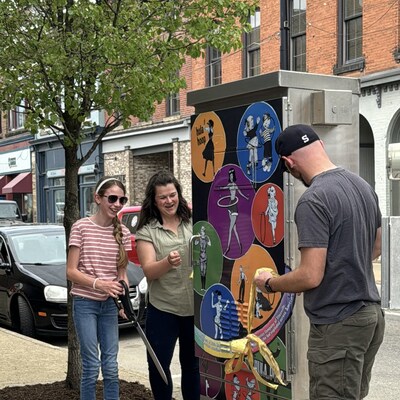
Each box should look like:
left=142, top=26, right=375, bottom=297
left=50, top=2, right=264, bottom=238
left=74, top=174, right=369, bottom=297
left=114, top=280, right=168, bottom=385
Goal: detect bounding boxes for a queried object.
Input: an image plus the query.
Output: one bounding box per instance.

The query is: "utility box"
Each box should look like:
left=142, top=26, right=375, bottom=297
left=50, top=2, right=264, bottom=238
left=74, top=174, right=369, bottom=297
left=188, top=70, right=360, bottom=399
left=311, top=89, right=353, bottom=125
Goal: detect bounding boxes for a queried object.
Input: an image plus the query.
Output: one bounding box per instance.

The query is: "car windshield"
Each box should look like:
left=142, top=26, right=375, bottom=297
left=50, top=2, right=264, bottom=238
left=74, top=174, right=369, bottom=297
left=10, top=231, right=66, bottom=264
left=0, top=203, right=20, bottom=219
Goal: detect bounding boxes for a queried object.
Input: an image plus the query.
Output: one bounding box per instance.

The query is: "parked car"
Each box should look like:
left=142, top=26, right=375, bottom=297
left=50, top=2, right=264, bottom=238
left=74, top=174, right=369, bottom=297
left=0, top=200, right=27, bottom=222
left=118, top=205, right=141, bottom=264
left=0, top=222, right=147, bottom=338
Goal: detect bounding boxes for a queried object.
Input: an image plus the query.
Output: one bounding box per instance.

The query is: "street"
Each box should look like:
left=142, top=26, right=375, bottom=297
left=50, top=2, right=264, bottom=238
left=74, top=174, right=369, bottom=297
left=365, top=311, right=400, bottom=399
left=46, top=310, right=400, bottom=399
left=117, top=325, right=183, bottom=399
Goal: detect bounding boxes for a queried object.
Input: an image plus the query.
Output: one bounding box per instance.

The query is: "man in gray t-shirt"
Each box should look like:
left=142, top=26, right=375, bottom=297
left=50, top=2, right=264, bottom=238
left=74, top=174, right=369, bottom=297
left=254, top=124, right=385, bottom=400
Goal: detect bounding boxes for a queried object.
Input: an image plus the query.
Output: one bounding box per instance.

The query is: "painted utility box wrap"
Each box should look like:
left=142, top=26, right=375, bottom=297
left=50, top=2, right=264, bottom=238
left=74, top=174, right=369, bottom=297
left=188, top=71, right=361, bottom=400
left=191, top=99, right=295, bottom=399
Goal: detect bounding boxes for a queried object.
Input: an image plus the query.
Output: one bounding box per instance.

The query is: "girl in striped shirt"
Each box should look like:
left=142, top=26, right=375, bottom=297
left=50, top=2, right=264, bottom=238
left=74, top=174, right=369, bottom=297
left=67, top=176, right=131, bottom=400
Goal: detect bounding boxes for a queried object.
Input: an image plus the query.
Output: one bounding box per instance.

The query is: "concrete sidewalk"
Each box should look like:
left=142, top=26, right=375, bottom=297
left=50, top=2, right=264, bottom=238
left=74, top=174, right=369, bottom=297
left=0, top=328, right=68, bottom=389
left=0, top=328, right=145, bottom=390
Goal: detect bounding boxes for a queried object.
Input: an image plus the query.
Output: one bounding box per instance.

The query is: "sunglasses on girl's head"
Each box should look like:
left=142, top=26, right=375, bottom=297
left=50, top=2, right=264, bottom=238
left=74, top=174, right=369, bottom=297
left=102, top=195, right=128, bottom=205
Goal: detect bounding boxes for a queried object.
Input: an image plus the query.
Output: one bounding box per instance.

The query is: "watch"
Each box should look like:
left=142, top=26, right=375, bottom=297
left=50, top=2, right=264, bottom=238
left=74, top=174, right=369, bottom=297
left=264, top=278, right=275, bottom=293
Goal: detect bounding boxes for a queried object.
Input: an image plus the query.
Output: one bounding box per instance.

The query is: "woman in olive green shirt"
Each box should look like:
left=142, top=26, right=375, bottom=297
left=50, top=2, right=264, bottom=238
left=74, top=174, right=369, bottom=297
left=136, top=170, right=199, bottom=400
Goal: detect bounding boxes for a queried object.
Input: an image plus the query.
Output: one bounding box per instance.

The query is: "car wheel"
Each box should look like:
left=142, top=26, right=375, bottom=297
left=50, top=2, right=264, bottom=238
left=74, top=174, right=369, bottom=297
left=17, top=297, right=36, bottom=338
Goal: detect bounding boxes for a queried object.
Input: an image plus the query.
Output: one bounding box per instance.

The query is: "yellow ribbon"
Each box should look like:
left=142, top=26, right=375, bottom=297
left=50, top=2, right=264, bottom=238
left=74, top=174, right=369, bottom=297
left=224, top=267, right=286, bottom=390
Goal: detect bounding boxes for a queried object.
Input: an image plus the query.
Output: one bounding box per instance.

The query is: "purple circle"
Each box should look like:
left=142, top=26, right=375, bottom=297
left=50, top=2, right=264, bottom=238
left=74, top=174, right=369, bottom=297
left=208, top=164, right=255, bottom=259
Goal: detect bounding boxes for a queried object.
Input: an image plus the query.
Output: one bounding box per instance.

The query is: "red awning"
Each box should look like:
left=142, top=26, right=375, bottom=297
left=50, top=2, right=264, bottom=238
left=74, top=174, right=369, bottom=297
left=2, top=172, right=32, bottom=194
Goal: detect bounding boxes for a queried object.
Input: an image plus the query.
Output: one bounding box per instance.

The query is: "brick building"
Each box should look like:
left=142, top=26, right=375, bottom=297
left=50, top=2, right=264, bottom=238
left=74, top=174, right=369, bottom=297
left=107, top=0, right=399, bottom=215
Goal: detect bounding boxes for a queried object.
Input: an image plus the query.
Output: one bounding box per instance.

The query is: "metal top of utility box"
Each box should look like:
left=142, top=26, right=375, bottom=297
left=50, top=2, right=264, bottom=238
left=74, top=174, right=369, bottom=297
left=187, top=70, right=360, bottom=113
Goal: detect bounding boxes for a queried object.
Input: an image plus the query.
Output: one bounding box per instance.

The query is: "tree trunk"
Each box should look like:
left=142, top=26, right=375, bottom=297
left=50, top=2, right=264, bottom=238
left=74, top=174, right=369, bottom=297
left=66, top=285, right=82, bottom=390
left=64, top=144, right=83, bottom=390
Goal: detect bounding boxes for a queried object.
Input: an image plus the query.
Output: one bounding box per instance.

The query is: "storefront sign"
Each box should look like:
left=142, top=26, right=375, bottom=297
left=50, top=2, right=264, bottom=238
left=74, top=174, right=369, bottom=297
left=0, top=148, right=31, bottom=174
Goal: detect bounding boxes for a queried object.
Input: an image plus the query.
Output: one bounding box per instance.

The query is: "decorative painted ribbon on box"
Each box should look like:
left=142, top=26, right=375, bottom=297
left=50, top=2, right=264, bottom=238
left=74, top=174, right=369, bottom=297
left=224, top=267, right=286, bottom=390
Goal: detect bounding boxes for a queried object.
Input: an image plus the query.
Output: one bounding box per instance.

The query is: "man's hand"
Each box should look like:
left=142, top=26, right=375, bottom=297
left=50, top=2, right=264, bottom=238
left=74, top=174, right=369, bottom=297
left=254, top=270, right=273, bottom=293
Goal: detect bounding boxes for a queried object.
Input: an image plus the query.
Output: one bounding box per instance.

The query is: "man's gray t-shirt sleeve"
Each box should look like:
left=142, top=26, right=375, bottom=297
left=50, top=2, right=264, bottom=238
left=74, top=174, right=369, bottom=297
left=295, top=198, right=330, bottom=249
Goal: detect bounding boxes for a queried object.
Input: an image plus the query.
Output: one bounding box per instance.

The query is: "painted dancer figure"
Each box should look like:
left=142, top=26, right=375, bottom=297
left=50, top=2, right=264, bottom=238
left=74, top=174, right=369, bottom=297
left=218, top=168, right=249, bottom=255
left=194, top=225, right=211, bottom=290
left=265, top=185, right=278, bottom=244
left=245, top=377, right=257, bottom=400
left=211, top=290, right=230, bottom=339
left=243, top=115, right=261, bottom=177
left=232, top=374, right=242, bottom=400
left=202, top=119, right=215, bottom=177
left=254, top=286, right=273, bottom=318
left=259, top=113, right=275, bottom=172
left=237, top=265, right=248, bottom=303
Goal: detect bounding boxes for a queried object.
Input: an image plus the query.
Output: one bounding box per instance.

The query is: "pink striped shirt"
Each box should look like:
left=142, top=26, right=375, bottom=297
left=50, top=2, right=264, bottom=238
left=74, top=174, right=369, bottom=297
left=69, top=217, right=131, bottom=301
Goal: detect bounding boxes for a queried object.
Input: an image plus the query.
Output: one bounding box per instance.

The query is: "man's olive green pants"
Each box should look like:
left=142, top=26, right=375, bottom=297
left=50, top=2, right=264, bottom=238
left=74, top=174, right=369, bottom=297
left=308, top=303, right=385, bottom=400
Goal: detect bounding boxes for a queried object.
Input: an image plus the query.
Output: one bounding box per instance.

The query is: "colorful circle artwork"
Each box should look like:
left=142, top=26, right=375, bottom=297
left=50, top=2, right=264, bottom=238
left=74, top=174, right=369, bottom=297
left=191, top=112, right=227, bottom=183
left=231, top=245, right=281, bottom=331
left=193, top=221, right=223, bottom=295
left=251, top=183, right=284, bottom=247
left=200, top=283, right=239, bottom=341
left=236, top=102, right=281, bottom=184
left=208, top=164, right=255, bottom=260
left=225, top=362, right=260, bottom=400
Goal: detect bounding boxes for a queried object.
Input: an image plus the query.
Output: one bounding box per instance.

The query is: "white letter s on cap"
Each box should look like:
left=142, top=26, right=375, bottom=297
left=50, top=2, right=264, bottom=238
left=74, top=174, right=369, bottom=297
left=301, top=134, right=310, bottom=143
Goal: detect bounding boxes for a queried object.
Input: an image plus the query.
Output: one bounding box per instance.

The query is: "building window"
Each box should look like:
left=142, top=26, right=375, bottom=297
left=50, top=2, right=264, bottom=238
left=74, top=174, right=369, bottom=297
left=206, top=47, right=222, bottom=86
left=291, top=0, right=307, bottom=72
left=243, top=7, right=261, bottom=77
left=334, top=0, right=364, bottom=74
left=7, top=102, right=26, bottom=131
left=344, top=0, right=362, bottom=61
left=166, top=92, right=180, bottom=116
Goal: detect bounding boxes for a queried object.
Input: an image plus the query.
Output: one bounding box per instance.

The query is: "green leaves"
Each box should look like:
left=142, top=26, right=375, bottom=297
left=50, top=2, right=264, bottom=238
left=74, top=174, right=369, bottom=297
left=0, top=0, right=257, bottom=143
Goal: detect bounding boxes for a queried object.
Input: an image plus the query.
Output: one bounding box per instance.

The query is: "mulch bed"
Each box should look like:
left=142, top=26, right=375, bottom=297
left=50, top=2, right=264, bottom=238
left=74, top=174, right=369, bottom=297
left=0, top=380, right=155, bottom=399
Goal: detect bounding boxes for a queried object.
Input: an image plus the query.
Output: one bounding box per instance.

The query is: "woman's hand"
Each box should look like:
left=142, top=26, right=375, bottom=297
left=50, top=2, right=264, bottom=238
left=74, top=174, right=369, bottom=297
left=167, top=250, right=181, bottom=268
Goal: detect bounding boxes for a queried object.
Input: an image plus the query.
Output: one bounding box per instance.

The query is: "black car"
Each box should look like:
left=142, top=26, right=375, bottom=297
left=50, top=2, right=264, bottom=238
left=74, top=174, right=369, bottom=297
left=0, top=222, right=147, bottom=338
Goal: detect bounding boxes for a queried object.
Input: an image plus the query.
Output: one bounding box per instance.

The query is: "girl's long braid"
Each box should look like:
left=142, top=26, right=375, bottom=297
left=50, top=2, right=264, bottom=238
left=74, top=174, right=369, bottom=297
left=112, top=216, right=128, bottom=270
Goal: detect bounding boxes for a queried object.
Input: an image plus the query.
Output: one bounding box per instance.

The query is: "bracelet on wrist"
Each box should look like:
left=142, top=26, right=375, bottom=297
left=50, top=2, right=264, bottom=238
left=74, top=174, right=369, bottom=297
left=93, top=278, right=99, bottom=289
left=264, top=277, right=275, bottom=293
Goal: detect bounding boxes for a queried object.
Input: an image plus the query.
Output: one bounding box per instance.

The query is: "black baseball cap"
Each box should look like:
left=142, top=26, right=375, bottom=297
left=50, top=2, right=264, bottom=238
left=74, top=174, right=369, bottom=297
left=275, top=124, right=320, bottom=157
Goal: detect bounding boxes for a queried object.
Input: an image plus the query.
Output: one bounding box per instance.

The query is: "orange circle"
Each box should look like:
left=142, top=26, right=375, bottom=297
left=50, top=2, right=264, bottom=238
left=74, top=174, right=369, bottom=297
left=231, top=245, right=281, bottom=331
left=191, top=112, right=226, bottom=182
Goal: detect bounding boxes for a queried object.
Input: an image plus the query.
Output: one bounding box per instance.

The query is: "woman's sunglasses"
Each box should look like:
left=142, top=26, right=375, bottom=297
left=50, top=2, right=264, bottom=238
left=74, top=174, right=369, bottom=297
left=102, top=195, right=128, bottom=205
